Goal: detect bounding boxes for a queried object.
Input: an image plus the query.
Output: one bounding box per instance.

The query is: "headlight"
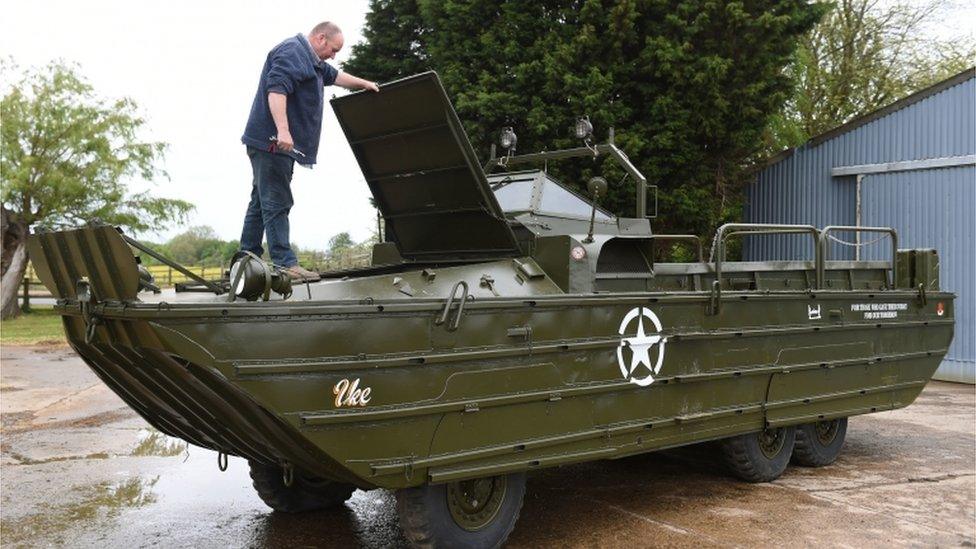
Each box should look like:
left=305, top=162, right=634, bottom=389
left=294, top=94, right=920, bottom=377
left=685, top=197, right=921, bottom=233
left=228, top=252, right=292, bottom=301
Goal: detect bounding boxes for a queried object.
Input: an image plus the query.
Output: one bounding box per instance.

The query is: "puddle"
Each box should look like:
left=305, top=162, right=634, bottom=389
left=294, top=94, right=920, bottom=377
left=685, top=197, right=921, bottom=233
left=0, top=476, right=158, bottom=547
left=130, top=428, right=188, bottom=457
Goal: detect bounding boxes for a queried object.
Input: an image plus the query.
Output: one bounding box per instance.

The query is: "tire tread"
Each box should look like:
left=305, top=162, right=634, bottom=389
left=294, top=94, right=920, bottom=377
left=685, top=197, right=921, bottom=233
left=792, top=418, right=847, bottom=467
left=395, top=473, right=525, bottom=549
left=719, top=427, right=795, bottom=483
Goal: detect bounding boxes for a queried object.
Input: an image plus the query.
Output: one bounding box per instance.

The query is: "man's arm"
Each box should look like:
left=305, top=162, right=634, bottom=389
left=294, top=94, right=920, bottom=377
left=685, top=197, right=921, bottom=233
left=335, top=72, right=380, bottom=92
left=267, top=92, right=293, bottom=152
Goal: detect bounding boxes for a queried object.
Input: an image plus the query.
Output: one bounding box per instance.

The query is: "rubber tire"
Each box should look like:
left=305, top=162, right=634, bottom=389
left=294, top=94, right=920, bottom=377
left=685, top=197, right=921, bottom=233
left=396, top=473, right=526, bottom=549
left=248, top=461, right=356, bottom=513
left=792, top=418, right=848, bottom=467
left=719, top=426, right=796, bottom=483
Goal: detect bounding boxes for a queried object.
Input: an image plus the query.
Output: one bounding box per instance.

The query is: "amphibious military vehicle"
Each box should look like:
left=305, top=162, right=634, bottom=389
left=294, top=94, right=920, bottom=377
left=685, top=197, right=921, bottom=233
left=28, top=72, right=954, bottom=548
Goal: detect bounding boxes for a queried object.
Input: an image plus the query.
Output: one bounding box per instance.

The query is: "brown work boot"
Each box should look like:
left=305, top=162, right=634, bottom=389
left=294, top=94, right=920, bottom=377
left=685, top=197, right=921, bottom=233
left=283, top=265, right=321, bottom=282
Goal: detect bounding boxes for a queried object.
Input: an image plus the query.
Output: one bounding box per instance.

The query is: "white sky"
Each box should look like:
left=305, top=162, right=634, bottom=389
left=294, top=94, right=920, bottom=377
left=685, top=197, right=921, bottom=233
left=1, top=0, right=376, bottom=250
left=1, top=1, right=972, bottom=250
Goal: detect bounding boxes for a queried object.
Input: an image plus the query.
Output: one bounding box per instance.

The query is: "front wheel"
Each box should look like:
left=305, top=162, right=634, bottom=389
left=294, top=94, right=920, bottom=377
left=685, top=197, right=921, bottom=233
left=248, top=461, right=356, bottom=513
left=792, top=418, right=847, bottom=467
left=396, top=473, right=526, bottom=549
left=720, top=426, right=796, bottom=483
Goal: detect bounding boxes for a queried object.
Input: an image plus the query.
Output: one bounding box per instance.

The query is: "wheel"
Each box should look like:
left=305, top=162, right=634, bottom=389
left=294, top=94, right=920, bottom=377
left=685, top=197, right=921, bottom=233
left=792, top=418, right=847, bottom=467
left=248, top=460, right=356, bottom=513
left=396, top=473, right=526, bottom=549
left=720, top=425, right=796, bottom=482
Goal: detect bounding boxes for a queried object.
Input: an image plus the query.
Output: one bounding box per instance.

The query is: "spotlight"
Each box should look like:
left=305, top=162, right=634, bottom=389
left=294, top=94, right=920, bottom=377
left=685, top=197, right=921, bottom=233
left=574, top=116, right=594, bottom=141
left=499, top=127, right=517, bottom=151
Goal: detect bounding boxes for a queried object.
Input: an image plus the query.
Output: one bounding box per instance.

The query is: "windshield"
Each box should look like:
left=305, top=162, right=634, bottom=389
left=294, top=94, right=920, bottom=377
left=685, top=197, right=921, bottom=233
left=492, top=173, right=536, bottom=212
left=489, top=171, right=613, bottom=220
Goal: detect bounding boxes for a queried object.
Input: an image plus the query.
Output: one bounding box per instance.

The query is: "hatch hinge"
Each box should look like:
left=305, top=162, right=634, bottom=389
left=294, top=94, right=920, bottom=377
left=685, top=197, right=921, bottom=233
left=480, top=274, right=499, bottom=296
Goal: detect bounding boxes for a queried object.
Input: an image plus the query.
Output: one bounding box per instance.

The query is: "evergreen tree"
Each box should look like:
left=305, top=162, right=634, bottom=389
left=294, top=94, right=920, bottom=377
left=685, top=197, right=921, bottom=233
left=342, top=0, right=431, bottom=81
left=345, top=0, right=825, bottom=240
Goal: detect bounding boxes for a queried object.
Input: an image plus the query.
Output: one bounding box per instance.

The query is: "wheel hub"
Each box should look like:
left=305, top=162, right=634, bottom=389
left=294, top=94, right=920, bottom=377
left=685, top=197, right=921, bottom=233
left=758, top=427, right=787, bottom=458
left=814, top=419, right=839, bottom=445
left=447, top=476, right=507, bottom=531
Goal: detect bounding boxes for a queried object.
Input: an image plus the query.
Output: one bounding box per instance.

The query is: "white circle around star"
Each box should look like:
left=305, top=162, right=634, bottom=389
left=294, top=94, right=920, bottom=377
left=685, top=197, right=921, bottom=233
left=616, top=307, right=667, bottom=387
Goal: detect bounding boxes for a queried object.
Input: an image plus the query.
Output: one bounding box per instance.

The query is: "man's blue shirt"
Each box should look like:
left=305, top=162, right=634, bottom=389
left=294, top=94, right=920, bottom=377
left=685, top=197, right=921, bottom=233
left=242, top=34, right=338, bottom=166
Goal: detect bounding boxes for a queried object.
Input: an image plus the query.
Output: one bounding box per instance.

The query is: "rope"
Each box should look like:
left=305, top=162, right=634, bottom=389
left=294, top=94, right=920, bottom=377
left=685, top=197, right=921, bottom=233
left=826, top=233, right=888, bottom=247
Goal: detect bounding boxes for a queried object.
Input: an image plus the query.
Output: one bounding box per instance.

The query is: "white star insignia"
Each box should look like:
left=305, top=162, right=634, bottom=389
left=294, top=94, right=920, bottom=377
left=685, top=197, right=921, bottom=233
left=622, top=315, right=663, bottom=380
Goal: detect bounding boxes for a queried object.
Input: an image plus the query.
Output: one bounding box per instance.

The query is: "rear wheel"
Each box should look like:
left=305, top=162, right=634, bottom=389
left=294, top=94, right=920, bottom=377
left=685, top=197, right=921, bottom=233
left=720, top=426, right=796, bottom=482
left=396, top=473, right=526, bottom=549
left=792, top=418, right=847, bottom=467
left=248, top=461, right=356, bottom=513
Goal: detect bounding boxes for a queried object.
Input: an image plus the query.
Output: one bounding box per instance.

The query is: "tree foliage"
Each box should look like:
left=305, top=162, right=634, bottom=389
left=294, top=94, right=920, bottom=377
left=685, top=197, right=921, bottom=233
left=149, top=226, right=238, bottom=266
left=345, top=0, right=826, bottom=238
left=765, top=0, right=976, bottom=150
left=1, top=60, right=192, bottom=232
left=327, top=231, right=354, bottom=255
left=343, top=0, right=430, bottom=80
left=0, top=60, right=193, bottom=318
left=139, top=227, right=373, bottom=270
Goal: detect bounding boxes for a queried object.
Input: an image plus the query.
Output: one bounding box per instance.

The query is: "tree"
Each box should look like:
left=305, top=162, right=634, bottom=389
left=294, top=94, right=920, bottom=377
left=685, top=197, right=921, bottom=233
left=345, top=0, right=826, bottom=241
left=766, top=0, right=976, bottom=150
left=342, top=0, right=431, bottom=81
left=0, top=61, right=192, bottom=318
left=327, top=232, right=354, bottom=256
left=161, top=226, right=233, bottom=265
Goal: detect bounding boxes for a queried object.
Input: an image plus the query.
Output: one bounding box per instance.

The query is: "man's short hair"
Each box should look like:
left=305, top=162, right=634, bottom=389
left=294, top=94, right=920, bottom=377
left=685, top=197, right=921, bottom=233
left=311, top=21, right=341, bottom=38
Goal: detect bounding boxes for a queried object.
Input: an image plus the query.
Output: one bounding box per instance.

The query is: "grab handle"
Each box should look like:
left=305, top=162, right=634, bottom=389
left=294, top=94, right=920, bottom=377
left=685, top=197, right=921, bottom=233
left=436, top=281, right=470, bottom=331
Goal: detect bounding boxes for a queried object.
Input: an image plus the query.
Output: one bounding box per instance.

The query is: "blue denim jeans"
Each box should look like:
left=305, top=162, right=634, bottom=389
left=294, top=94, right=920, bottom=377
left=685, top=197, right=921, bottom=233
left=239, top=147, right=298, bottom=267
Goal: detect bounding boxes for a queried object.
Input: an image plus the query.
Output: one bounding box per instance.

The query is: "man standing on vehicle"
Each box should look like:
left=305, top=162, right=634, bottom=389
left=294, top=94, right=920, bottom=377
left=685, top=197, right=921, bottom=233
left=239, top=21, right=379, bottom=282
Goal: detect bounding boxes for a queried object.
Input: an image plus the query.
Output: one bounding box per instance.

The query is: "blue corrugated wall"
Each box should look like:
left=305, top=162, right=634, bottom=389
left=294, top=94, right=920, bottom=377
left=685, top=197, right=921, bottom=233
left=745, top=73, right=975, bottom=382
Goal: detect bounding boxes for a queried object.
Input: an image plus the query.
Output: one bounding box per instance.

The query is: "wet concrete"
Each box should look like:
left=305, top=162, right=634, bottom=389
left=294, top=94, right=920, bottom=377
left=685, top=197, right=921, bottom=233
left=1, top=344, right=973, bottom=548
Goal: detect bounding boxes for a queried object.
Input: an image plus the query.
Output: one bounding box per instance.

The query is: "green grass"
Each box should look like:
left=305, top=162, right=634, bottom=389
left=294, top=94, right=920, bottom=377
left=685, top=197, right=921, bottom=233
left=0, top=308, right=67, bottom=345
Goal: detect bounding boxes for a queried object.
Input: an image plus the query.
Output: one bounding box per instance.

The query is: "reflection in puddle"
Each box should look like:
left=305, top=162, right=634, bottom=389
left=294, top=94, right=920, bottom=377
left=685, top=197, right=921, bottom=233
left=130, top=428, right=188, bottom=457
left=1, top=476, right=159, bottom=547
left=244, top=489, right=407, bottom=548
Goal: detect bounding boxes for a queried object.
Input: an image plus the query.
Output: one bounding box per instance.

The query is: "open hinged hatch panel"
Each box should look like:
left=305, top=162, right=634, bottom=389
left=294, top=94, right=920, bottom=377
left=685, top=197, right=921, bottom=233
left=331, top=72, right=520, bottom=262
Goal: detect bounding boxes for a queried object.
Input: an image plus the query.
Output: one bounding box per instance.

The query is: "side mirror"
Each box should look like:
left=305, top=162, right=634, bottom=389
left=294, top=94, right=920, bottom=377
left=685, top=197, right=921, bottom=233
left=587, top=177, right=608, bottom=201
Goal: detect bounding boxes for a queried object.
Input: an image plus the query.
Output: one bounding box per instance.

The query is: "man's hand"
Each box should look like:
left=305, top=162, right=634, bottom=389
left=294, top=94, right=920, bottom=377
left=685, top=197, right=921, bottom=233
left=336, top=72, right=380, bottom=93
left=274, top=129, right=294, bottom=152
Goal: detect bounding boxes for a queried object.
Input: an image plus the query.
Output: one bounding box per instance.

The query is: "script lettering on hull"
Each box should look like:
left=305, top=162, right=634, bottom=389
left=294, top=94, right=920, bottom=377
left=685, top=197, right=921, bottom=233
left=333, top=378, right=372, bottom=408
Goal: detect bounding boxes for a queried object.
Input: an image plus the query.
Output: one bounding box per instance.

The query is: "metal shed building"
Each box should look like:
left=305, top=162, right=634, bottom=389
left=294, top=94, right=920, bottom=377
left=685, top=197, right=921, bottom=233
left=744, top=68, right=975, bottom=383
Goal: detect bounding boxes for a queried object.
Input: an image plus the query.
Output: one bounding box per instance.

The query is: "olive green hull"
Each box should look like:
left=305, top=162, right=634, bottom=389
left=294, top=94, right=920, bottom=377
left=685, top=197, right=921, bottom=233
left=58, top=290, right=953, bottom=489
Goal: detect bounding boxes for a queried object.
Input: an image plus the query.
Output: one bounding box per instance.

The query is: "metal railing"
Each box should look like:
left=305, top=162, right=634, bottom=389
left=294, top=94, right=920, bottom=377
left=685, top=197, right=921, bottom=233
left=818, top=226, right=898, bottom=289
left=712, top=223, right=821, bottom=289
left=709, top=223, right=898, bottom=291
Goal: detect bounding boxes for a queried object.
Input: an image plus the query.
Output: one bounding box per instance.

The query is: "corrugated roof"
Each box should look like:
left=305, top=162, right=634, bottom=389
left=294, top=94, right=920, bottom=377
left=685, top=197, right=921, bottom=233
left=765, top=67, right=976, bottom=167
